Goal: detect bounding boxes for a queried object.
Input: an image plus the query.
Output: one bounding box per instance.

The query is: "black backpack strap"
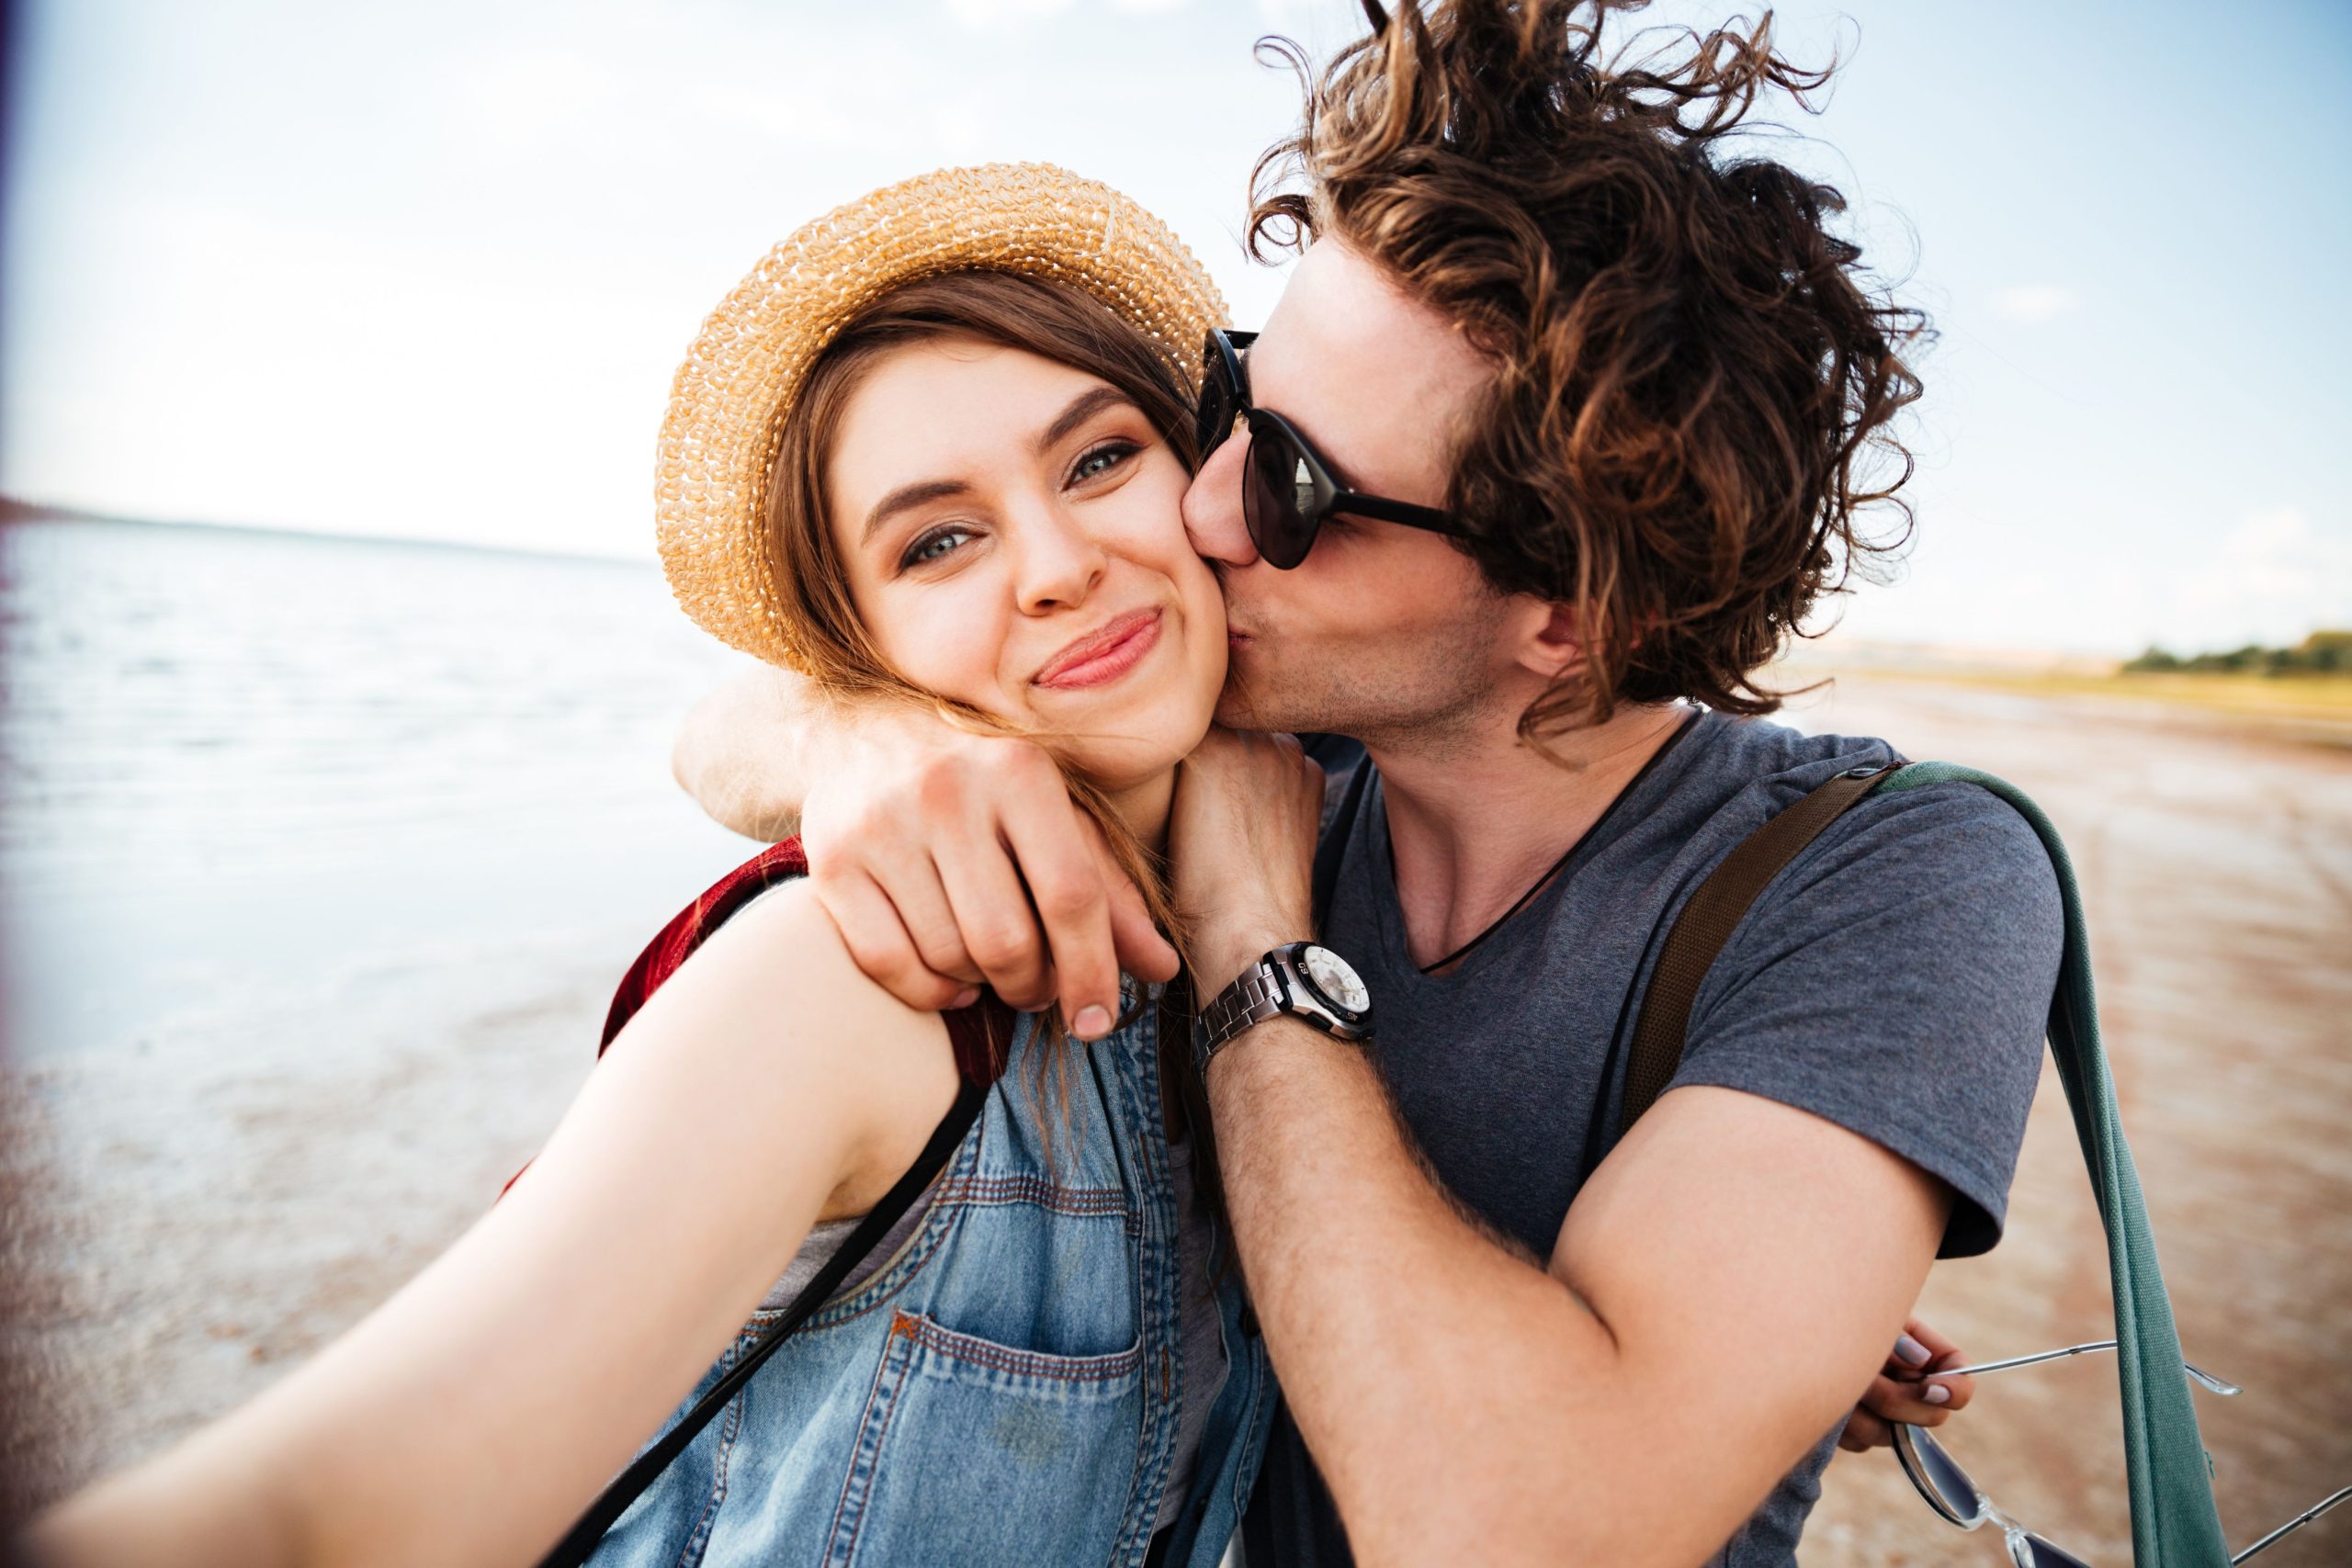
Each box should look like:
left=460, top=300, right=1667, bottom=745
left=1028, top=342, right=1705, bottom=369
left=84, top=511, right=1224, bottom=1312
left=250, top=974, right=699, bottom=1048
left=536, top=1077, right=987, bottom=1567
left=1616, top=761, right=1903, bottom=1137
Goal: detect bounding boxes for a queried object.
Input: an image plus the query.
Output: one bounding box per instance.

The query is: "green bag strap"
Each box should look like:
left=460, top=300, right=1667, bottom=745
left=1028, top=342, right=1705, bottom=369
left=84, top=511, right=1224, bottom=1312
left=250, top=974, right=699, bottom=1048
left=1878, top=761, right=2229, bottom=1566
left=1621, top=761, right=1903, bottom=1128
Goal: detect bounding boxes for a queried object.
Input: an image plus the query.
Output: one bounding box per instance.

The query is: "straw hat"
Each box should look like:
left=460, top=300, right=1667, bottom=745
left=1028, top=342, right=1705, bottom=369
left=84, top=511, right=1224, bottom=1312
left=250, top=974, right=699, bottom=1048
left=655, top=163, right=1230, bottom=671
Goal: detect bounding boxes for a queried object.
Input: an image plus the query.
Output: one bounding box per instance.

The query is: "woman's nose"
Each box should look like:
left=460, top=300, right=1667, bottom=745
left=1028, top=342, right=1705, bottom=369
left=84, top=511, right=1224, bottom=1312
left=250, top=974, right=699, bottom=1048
left=1012, top=507, right=1109, bottom=613
left=1182, top=434, right=1261, bottom=568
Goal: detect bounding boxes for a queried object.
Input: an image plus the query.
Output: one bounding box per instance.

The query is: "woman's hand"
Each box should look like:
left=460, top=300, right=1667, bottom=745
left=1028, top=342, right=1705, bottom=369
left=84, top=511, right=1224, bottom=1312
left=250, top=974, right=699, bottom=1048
left=1168, top=728, right=1326, bottom=991
left=798, top=702, right=1178, bottom=1036
left=1838, top=1314, right=1979, bottom=1451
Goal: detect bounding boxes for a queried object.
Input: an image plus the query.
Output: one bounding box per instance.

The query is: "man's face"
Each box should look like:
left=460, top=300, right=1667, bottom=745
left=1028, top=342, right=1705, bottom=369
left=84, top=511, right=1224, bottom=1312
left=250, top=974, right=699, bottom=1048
left=1182, top=238, right=1512, bottom=748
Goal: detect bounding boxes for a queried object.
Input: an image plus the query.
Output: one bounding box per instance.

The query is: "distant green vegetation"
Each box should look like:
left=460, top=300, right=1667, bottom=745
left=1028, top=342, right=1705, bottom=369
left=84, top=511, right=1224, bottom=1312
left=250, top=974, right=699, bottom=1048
left=2125, top=629, right=2351, bottom=676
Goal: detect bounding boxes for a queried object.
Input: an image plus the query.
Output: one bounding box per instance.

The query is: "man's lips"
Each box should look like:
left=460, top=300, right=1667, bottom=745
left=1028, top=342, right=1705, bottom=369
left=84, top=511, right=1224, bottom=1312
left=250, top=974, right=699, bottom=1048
left=1034, top=607, right=1163, bottom=689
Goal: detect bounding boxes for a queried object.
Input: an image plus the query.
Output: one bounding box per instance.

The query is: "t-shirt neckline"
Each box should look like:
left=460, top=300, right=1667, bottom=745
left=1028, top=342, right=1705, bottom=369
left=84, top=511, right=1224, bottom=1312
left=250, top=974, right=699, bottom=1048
left=1360, top=706, right=1721, bottom=991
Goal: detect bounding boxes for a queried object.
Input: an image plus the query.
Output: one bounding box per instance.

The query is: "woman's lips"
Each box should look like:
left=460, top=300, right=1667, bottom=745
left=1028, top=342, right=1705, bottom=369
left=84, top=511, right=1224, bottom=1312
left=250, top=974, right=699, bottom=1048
left=1034, top=607, right=1163, bottom=690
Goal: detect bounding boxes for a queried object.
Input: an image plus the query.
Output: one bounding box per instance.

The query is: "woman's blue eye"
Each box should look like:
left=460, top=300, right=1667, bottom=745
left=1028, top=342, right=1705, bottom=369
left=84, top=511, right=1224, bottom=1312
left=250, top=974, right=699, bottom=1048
left=902, top=526, right=976, bottom=569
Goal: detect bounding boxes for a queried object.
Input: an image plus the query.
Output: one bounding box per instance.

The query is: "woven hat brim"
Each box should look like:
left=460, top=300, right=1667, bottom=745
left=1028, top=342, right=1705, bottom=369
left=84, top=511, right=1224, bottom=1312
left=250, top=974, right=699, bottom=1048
left=656, top=163, right=1231, bottom=671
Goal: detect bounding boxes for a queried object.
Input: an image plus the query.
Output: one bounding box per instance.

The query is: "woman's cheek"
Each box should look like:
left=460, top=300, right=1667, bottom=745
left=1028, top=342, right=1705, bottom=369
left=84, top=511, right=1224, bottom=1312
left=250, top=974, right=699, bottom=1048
left=1181, top=552, right=1224, bottom=629
left=1179, top=555, right=1227, bottom=649
left=883, top=592, right=1014, bottom=716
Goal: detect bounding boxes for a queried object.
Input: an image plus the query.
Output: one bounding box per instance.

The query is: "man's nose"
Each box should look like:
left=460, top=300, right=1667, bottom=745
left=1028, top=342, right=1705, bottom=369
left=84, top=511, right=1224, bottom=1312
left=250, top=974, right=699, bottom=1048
left=1182, top=433, right=1261, bottom=568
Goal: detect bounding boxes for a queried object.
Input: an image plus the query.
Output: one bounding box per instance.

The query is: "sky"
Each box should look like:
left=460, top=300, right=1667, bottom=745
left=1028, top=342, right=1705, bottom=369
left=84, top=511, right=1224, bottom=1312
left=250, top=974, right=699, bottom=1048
left=4, top=0, right=2348, bottom=656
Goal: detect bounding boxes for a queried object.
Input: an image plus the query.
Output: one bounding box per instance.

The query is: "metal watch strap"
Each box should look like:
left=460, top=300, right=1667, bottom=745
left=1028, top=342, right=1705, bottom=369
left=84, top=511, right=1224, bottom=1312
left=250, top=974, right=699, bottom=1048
left=1198, top=960, right=1283, bottom=1057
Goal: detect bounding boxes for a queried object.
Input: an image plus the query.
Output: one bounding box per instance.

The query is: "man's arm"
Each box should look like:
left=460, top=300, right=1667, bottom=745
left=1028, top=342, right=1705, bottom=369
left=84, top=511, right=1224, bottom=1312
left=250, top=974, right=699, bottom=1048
left=1203, top=1016, right=1946, bottom=1568
left=1172, top=736, right=2049, bottom=1567
left=669, top=667, right=1178, bottom=1027
left=672, top=665, right=822, bottom=841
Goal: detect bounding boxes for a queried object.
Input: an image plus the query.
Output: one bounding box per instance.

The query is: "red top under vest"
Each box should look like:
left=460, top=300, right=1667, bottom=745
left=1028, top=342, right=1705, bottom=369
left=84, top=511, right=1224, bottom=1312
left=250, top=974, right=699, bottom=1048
left=504, top=836, right=1011, bottom=1196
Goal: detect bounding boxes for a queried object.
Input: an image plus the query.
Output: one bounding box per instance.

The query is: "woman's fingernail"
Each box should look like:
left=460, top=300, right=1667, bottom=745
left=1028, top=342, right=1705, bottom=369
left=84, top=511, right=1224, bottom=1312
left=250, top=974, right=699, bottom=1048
left=1073, top=1005, right=1111, bottom=1039
left=1894, top=1335, right=1933, bottom=1367
left=950, top=987, right=980, bottom=1010
left=1923, top=1382, right=1952, bottom=1406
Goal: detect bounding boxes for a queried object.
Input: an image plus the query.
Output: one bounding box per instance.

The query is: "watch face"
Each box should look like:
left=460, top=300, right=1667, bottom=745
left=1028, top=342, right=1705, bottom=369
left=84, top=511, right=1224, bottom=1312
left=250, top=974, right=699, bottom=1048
left=1298, top=946, right=1370, bottom=1017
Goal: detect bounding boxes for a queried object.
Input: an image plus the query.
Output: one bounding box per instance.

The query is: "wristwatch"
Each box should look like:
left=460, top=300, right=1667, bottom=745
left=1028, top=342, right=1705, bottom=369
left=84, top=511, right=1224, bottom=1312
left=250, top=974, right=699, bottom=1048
left=1196, top=942, right=1374, bottom=1062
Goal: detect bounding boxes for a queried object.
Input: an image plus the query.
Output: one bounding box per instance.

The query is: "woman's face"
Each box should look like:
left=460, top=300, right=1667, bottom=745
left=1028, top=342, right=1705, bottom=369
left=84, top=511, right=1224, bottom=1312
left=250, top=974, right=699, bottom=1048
left=827, top=336, right=1227, bottom=792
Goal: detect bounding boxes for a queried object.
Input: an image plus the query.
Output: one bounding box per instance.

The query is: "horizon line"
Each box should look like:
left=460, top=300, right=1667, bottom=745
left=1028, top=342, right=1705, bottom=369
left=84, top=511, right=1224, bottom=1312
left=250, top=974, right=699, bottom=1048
left=0, top=495, right=654, bottom=570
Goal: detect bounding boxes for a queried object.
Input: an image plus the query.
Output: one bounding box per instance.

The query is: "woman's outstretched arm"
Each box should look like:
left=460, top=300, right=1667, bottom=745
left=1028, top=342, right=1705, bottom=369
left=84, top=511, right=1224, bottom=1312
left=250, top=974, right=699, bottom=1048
left=25, top=883, right=958, bottom=1568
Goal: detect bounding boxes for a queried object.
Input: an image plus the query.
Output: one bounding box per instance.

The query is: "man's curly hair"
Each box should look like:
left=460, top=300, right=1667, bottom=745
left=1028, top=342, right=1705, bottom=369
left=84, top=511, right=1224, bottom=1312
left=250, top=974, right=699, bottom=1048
left=1248, top=0, right=1926, bottom=738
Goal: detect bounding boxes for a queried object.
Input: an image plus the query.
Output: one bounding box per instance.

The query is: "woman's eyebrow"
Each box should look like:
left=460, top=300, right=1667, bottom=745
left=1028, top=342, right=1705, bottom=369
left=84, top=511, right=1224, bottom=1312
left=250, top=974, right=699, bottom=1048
left=861, top=479, right=971, bottom=546
left=1035, top=386, right=1139, bottom=454
left=860, top=388, right=1138, bottom=546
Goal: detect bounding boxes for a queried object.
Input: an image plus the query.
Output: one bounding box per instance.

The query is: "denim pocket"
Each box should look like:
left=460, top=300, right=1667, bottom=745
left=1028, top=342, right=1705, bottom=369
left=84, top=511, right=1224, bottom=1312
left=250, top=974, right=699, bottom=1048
left=822, top=1309, right=1146, bottom=1566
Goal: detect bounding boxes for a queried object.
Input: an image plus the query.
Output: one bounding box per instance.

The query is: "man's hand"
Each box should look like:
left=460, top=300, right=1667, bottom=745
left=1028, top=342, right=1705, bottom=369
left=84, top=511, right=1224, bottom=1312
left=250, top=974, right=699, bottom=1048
left=1167, top=728, right=1326, bottom=988
left=798, top=705, right=1178, bottom=1035
left=671, top=666, right=1177, bottom=1033
left=1838, top=1314, right=1979, bottom=1452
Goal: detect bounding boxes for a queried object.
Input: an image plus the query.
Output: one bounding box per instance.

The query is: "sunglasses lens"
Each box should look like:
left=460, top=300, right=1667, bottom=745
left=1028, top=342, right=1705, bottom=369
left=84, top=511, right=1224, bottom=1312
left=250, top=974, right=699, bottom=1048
left=2017, top=1535, right=2094, bottom=1568
left=1244, top=421, right=1317, bottom=570
left=1906, top=1427, right=1984, bottom=1526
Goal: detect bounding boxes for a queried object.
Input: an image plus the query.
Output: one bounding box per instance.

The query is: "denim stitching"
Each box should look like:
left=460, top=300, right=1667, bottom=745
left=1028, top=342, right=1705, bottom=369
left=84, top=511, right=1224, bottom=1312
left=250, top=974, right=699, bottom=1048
left=670, top=1345, right=751, bottom=1568
left=1116, top=996, right=1177, bottom=1566
left=938, top=1174, right=1140, bottom=1236
left=747, top=1132, right=1144, bottom=1340
left=904, top=1312, right=1147, bottom=1383
left=827, top=1312, right=920, bottom=1566
left=944, top=1173, right=1130, bottom=1214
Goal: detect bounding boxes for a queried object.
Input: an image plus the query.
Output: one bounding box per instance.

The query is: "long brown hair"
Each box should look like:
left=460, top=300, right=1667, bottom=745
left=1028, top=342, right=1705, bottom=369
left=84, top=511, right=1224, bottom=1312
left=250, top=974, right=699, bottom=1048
left=1249, top=0, right=1928, bottom=741
left=761, top=269, right=1216, bottom=1183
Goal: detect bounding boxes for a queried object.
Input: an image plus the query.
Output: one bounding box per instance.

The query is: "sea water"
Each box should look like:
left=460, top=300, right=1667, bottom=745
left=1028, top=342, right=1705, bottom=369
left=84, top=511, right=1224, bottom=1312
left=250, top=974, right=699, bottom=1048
left=0, top=515, right=757, bottom=1063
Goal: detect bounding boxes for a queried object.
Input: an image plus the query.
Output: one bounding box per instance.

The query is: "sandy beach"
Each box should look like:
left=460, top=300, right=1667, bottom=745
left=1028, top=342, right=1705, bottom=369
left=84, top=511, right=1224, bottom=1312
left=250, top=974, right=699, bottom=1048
left=6, top=647, right=2347, bottom=1561
left=1786, top=674, right=2352, bottom=1566
left=1, top=934, right=638, bottom=1509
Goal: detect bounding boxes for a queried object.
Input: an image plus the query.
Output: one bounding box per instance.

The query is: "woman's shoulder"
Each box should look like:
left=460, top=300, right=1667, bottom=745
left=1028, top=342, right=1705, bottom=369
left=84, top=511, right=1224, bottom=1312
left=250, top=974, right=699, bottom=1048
left=618, top=877, right=965, bottom=1213
left=606, top=839, right=941, bottom=1058
left=689, top=878, right=956, bottom=1064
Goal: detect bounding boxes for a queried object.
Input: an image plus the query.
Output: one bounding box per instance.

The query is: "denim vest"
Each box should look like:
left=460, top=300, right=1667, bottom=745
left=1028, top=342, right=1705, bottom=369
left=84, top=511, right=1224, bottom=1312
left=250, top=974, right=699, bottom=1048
left=587, top=988, right=1275, bottom=1568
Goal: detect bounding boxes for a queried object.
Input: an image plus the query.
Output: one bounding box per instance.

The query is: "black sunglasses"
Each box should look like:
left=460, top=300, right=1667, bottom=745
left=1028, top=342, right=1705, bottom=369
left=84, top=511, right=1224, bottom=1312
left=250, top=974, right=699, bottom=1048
left=1195, top=328, right=1472, bottom=570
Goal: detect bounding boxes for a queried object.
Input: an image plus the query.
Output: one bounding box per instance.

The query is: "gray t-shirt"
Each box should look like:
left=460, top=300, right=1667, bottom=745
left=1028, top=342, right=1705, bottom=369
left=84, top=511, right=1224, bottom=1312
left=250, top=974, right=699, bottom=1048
left=1242, top=709, right=2064, bottom=1568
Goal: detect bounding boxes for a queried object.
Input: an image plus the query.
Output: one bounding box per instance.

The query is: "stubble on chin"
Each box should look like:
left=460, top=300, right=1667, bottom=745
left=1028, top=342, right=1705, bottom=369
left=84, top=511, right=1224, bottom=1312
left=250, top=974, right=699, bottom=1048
left=1210, top=623, right=1503, bottom=756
